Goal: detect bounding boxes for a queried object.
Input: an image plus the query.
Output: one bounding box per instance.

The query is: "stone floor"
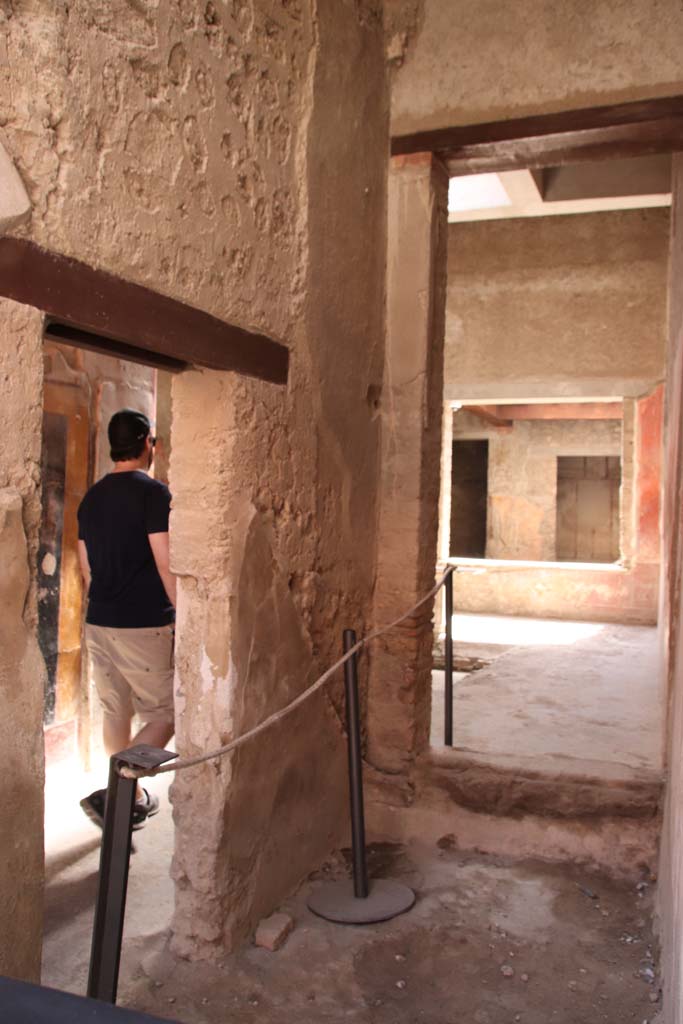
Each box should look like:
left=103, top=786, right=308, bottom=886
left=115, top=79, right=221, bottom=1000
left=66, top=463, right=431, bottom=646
left=50, top=834, right=663, bottom=1024
left=41, top=612, right=665, bottom=1023
left=430, top=613, right=663, bottom=782
left=43, top=766, right=663, bottom=1024
left=43, top=756, right=174, bottom=996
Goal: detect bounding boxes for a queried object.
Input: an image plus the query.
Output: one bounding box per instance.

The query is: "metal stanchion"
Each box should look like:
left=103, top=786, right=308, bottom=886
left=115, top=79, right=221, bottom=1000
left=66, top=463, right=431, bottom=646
left=307, top=630, right=415, bottom=924
left=444, top=567, right=454, bottom=747
left=87, top=745, right=177, bottom=1004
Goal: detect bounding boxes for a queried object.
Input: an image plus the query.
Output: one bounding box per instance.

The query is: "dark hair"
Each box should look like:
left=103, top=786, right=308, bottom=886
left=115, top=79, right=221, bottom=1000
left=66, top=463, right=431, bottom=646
left=110, top=437, right=148, bottom=462
left=108, top=409, right=151, bottom=462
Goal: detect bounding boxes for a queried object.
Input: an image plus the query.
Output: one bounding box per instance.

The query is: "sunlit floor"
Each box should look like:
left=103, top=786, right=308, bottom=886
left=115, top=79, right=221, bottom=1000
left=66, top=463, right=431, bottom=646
left=43, top=754, right=174, bottom=995
left=430, top=613, right=664, bottom=779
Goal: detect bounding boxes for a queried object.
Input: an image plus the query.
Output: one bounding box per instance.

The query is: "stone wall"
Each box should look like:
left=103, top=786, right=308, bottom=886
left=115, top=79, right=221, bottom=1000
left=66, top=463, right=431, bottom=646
left=169, top=0, right=388, bottom=957
left=451, top=411, right=622, bottom=562
left=445, top=211, right=669, bottom=404
left=445, top=390, right=662, bottom=625
left=657, top=155, right=683, bottom=1024
left=437, top=211, right=667, bottom=625
left=386, top=0, right=683, bottom=135
left=1, top=0, right=387, bottom=967
left=0, top=299, right=46, bottom=980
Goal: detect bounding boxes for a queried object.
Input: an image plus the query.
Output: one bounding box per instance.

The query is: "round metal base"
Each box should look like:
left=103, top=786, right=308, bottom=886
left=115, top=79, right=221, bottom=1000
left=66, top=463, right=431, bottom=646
left=307, top=879, right=416, bottom=925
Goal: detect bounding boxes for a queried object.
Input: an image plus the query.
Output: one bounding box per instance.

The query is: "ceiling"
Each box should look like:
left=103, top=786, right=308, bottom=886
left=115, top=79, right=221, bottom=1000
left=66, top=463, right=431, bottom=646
left=448, top=154, right=672, bottom=222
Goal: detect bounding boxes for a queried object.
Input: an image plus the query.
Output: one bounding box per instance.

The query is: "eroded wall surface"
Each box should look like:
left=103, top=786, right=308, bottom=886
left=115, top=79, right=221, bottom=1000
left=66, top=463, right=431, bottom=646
left=168, top=1, right=388, bottom=957
left=445, top=211, right=669, bottom=404
left=0, top=299, right=46, bottom=980
left=657, top=155, right=683, bottom=1024
left=386, top=0, right=683, bottom=135
left=1, top=0, right=387, bottom=964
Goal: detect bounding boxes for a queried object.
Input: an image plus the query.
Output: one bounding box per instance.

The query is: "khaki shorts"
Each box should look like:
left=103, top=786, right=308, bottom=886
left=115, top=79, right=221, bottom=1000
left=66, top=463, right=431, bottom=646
left=85, top=623, right=175, bottom=726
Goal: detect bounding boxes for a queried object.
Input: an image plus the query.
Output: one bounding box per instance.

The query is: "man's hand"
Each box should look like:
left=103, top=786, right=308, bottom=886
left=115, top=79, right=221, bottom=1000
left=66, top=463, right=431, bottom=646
left=78, top=540, right=91, bottom=592
left=148, top=531, right=177, bottom=608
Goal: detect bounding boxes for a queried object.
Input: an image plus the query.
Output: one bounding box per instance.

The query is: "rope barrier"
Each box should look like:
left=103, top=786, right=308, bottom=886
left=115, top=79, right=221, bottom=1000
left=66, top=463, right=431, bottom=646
left=119, top=565, right=456, bottom=781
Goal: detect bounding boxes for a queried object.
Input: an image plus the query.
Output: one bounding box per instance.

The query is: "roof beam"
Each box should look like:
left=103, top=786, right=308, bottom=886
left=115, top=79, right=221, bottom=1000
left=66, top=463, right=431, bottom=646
left=489, top=402, right=623, bottom=421
left=0, top=238, right=289, bottom=384
left=462, top=405, right=513, bottom=429
left=392, top=96, right=683, bottom=176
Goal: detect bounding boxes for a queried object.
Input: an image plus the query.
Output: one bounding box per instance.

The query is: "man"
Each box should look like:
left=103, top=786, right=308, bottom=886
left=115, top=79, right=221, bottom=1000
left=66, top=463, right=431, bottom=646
left=78, top=409, right=176, bottom=830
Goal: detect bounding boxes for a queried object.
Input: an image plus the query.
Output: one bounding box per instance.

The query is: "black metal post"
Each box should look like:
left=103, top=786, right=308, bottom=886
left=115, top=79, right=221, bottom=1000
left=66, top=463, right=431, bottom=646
left=343, top=628, right=369, bottom=899
left=87, top=745, right=177, bottom=1004
left=444, top=568, right=454, bottom=747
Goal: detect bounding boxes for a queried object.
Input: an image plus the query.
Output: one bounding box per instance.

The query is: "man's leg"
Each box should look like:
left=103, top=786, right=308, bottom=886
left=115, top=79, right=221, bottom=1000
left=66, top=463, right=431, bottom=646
left=112, top=625, right=176, bottom=818
left=82, top=625, right=136, bottom=826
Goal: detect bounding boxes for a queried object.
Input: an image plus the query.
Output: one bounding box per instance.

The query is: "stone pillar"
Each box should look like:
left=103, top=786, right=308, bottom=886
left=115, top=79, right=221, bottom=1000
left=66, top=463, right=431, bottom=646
left=657, top=154, right=683, bottom=1023
left=0, top=299, right=46, bottom=980
left=367, top=153, right=449, bottom=791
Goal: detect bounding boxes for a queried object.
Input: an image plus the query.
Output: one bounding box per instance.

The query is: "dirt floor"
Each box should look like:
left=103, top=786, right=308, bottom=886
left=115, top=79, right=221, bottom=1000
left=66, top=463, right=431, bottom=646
left=117, top=840, right=661, bottom=1024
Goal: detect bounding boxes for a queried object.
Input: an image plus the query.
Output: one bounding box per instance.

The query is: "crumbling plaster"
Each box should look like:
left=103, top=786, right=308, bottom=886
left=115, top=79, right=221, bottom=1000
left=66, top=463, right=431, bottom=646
left=657, top=155, right=683, bottom=1024
left=167, top=0, right=388, bottom=958
left=386, top=0, right=683, bottom=135
left=366, top=153, right=448, bottom=794
left=1, top=0, right=387, bottom=965
left=0, top=299, right=45, bottom=981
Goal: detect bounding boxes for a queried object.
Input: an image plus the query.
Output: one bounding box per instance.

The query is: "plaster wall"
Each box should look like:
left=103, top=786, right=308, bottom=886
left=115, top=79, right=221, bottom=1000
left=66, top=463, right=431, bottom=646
left=447, top=390, right=662, bottom=625
left=0, top=299, right=46, bottom=981
left=1, top=0, right=387, bottom=965
left=386, top=0, right=683, bottom=135
left=451, top=411, right=622, bottom=562
left=169, top=1, right=388, bottom=957
left=366, top=153, right=449, bottom=796
left=657, top=155, right=683, bottom=1024
left=445, top=211, right=669, bottom=404
left=437, top=211, right=666, bottom=624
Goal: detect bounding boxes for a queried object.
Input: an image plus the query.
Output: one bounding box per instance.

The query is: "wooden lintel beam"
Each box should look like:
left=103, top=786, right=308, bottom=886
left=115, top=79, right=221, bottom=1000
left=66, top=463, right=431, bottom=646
left=464, top=405, right=513, bottom=429
left=0, top=238, right=289, bottom=385
left=45, top=322, right=188, bottom=374
left=494, top=402, right=623, bottom=421
left=391, top=96, right=683, bottom=175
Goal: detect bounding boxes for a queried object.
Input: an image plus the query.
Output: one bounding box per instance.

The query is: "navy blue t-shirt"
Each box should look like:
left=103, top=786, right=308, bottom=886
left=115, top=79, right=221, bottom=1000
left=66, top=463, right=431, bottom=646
left=77, top=471, right=175, bottom=628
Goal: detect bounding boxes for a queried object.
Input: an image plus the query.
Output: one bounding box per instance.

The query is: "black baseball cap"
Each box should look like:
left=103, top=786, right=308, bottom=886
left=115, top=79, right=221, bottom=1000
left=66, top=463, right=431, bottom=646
left=108, top=409, right=151, bottom=458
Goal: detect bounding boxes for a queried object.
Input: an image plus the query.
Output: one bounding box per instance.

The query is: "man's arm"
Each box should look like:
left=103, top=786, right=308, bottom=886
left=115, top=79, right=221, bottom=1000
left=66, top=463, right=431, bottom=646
left=78, top=540, right=91, bottom=592
left=149, top=531, right=177, bottom=609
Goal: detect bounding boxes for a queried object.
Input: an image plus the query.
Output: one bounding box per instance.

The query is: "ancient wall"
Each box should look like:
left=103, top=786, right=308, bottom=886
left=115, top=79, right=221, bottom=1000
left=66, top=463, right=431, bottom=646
left=436, top=211, right=666, bottom=624
left=657, top=156, right=683, bottom=1024
left=451, top=411, right=622, bottom=562
left=1, top=0, right=387, bottom=967
left=169, top=0, right=388, bottom=958
left=445, top=211, right=669, bottom=404
left=0, top=300, right=46, bottom=980
left=366, top=153, right=448, bottom=797
left=386, top=0, right=683, bottom=135
left=446, top=390, right=662, bottom=625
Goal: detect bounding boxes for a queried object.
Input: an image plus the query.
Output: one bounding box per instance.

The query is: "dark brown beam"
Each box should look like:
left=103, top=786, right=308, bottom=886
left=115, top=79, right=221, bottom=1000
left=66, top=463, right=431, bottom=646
left=463, top=405, right=513, bottom=429
left=392, top=96, right=683, bottom=176
left=44, top=322, right=188, bottom=374
left=490, top=402, right=623, bottom=421
left=0, top=238, right=289, bottom=384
